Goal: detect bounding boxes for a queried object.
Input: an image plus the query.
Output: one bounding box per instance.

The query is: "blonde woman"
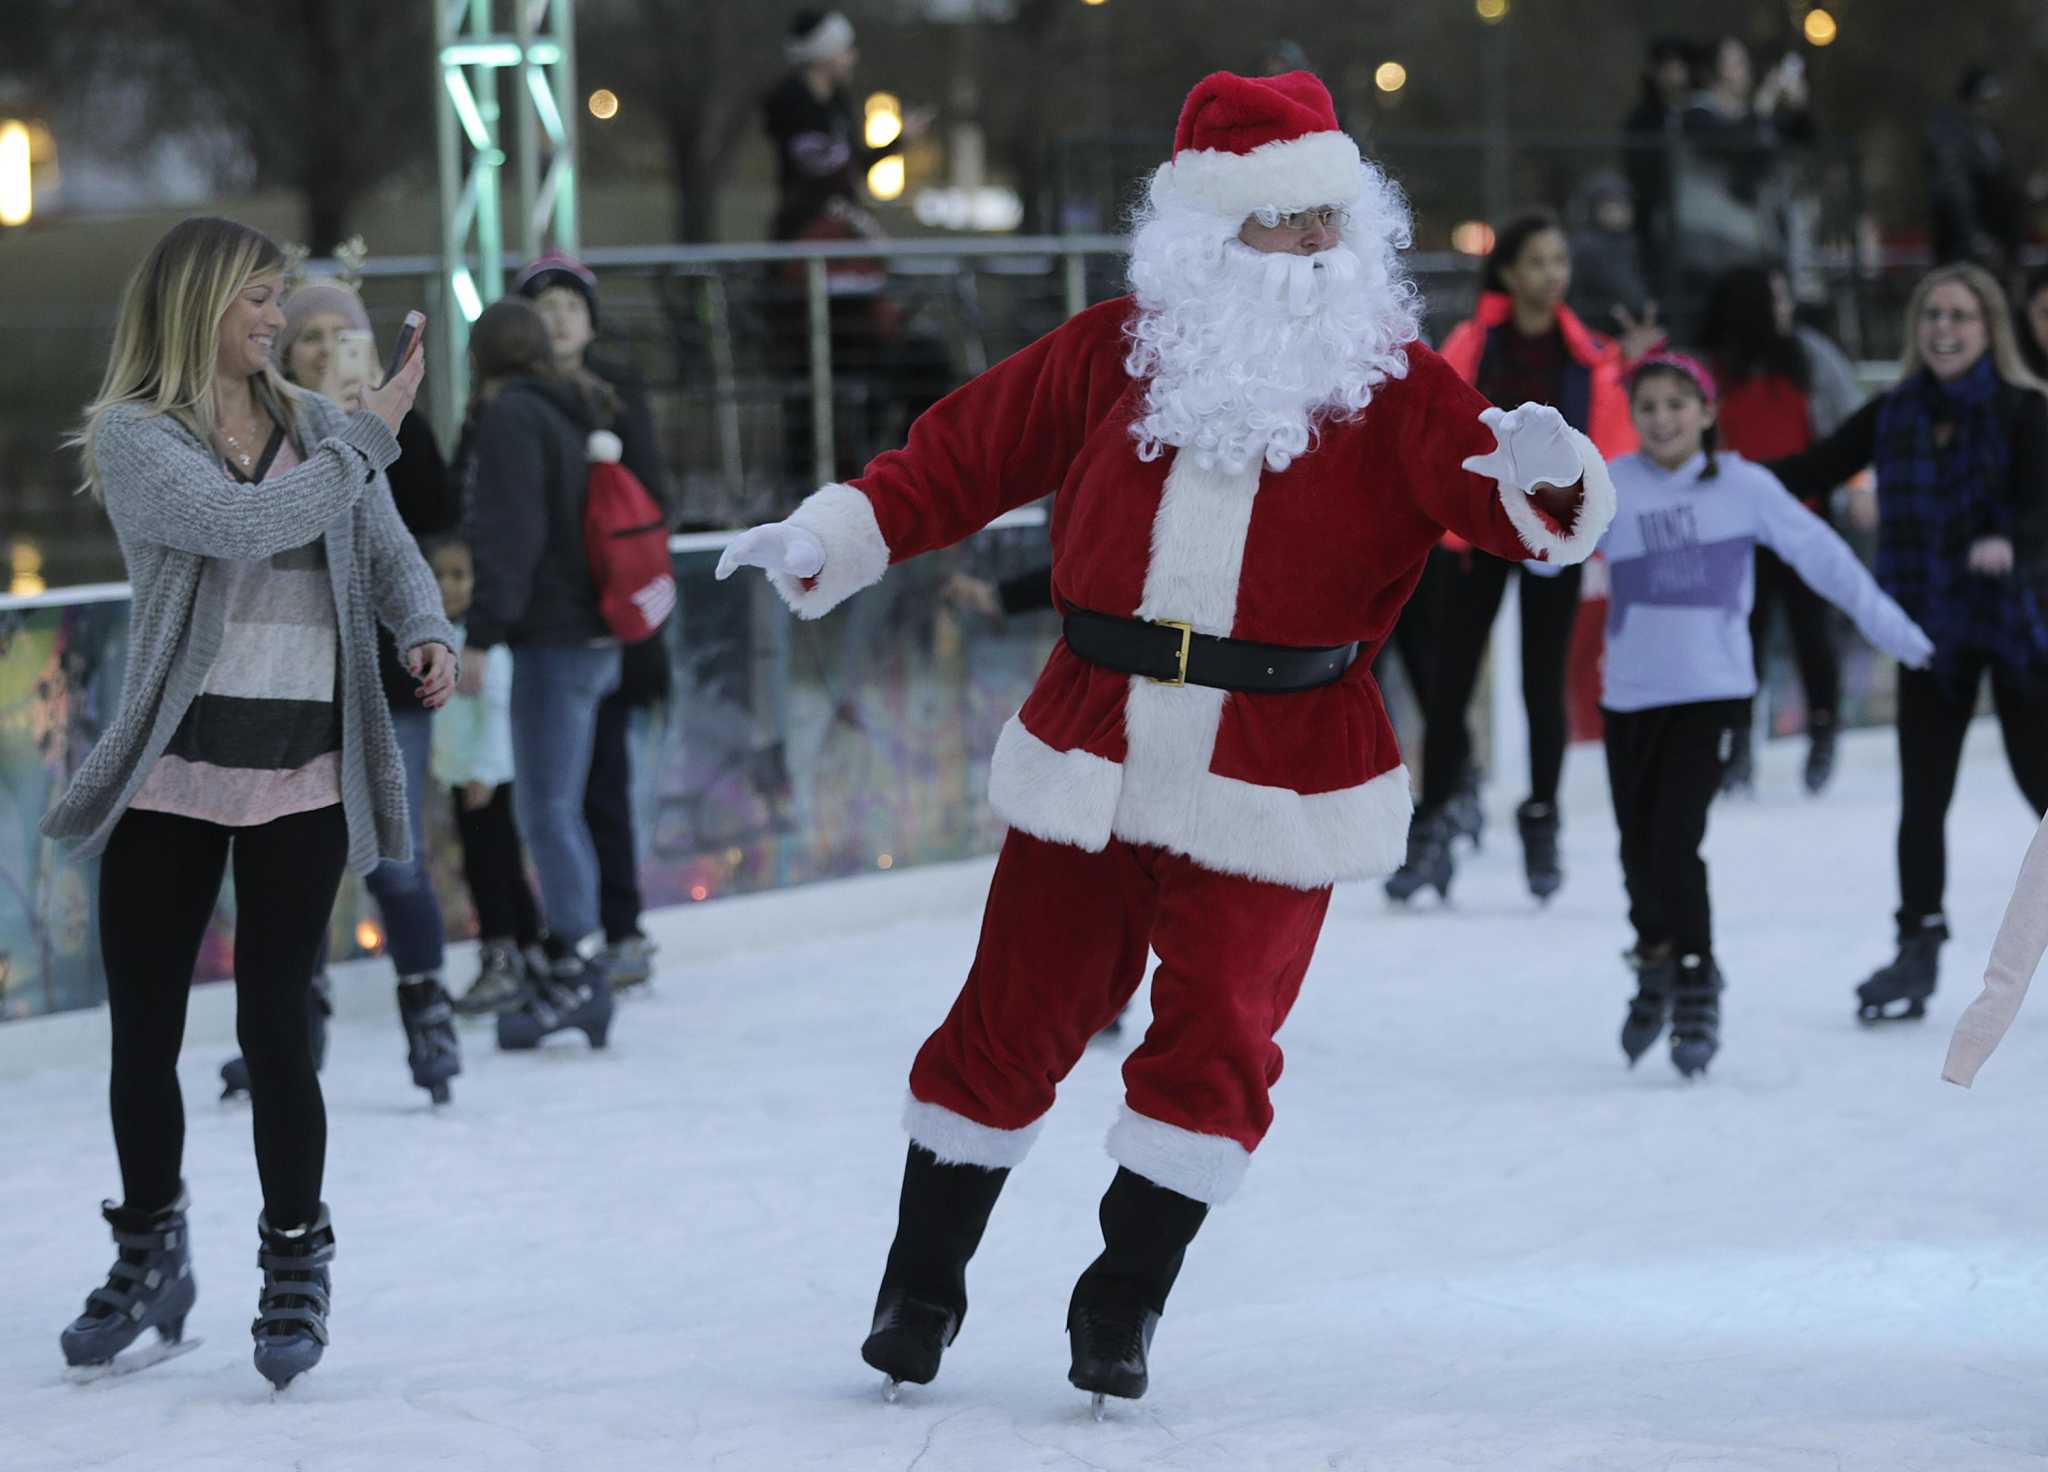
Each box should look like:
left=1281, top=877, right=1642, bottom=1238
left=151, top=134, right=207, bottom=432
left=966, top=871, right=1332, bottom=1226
left=1769, top=263, right=2048, bottom=1024
left=42, top=217, right=455, bottom=1389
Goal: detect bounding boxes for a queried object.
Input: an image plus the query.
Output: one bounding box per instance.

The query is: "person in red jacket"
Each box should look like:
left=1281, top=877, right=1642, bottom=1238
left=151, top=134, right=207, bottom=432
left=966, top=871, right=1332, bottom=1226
left=720, top=72, right=1615, bottom=1408
left=1387, top=209, right=1649, bottom=906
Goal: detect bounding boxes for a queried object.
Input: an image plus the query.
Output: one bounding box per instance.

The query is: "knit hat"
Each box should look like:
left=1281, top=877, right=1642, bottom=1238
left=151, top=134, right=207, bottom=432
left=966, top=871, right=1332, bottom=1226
left=1149, top=71, right=1362, bottom=220
left=785, top=11, right=855, bottom=67
left=513, top=250, right=599, bottom=330
left=1630, top=350, right=1719, bottom=406
left=277, top=279, right=372, bottom=372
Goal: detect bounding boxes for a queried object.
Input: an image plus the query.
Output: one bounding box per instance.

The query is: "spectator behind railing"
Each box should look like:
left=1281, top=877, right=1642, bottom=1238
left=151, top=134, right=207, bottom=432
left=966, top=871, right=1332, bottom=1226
left=1565, top=170, right=1652, bottom=342
left=1927, top=67, right=2026, bottom=274
left=1622, top=36, right=1698, bottom=287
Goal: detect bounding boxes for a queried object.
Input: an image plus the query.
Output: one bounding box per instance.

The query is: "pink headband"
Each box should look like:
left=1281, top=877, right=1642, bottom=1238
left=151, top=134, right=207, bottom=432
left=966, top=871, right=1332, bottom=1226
left=1630, top=351, right=1718, bottom=406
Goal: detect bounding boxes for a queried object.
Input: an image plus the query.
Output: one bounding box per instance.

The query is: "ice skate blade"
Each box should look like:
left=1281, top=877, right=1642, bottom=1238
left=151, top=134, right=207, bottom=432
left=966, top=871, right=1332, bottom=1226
left=880, top=1375, right=901, bottom=1404
left=1091, top=1392, right=1108, bottom=1422
left=1856, top=1000, right=1928, bottom=1024
left=65, top=1334, right=203, bottom=1383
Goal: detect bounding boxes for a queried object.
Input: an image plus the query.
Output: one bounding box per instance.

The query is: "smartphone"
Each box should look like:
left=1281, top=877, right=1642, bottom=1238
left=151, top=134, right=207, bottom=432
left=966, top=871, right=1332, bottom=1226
left=382, top=309, right=426, bottom=385
left=328, top=329, right=376, bottom=404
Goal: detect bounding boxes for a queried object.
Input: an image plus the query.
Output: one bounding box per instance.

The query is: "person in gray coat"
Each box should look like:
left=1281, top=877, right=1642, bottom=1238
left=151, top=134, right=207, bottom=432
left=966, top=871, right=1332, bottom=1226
left=42, top=217, right=454, bottom=1389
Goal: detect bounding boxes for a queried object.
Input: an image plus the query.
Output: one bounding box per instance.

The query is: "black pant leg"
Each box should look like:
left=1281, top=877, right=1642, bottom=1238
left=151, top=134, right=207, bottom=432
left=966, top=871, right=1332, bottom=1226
left=1646, top=700, right=1748, bottom=956
left=230, top=805, right=350, bottom=1228
left=1779, top=560, right=1843, bottom=721
left=1420, top=551, right=1512, bottom=814
left=583, top=688, right=643, bottom=945
left=1990, top=662, right=2048, bottom=817
left=100, top=808, right=232, bottom=1213
left=456, top=784, right=543, bottom=946
left=1895, top=664, right=1979, bottom=921
left=1747, top=548, right=1780, bottom=689
left=1517, top=562, right=1585, bottom=807
left=1602, top=707, right=1664, bottom=949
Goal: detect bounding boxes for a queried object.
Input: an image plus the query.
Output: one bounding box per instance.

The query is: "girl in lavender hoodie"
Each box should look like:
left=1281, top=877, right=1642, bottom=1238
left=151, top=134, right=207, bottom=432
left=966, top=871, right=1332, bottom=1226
left=1596, top=354, right=1933, bottom=1077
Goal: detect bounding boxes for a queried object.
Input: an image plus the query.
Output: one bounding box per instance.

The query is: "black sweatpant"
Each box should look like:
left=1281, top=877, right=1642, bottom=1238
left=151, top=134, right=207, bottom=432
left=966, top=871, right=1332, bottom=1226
left=1896, top=655, right=2048, bottom=920
left=453, top=783, right=543, bottom=947
left=101, top=804, right=348, bottom=1226
left=1602, top=700, right=1749, bottom=956
left=1749, top=546, right=1841, bottom=722
left=585, top=687, right=645, bottom=945
left=1421, top=550, right=1584, bottom=814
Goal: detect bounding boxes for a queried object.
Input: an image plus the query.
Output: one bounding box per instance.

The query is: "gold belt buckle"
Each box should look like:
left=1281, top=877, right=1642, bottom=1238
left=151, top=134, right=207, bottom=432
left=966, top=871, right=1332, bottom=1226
left=1149, top=620, right=1193, bottom=687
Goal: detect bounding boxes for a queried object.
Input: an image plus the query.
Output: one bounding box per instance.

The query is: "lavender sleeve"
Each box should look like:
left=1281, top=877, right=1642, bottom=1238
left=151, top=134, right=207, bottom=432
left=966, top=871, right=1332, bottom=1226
left=1749, top=465, right=1932, bottom=667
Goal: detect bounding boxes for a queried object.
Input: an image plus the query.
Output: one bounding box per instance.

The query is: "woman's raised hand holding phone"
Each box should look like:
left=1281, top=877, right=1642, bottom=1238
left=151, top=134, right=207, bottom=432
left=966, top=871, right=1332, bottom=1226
left=363, top=314, right=426, bottom=434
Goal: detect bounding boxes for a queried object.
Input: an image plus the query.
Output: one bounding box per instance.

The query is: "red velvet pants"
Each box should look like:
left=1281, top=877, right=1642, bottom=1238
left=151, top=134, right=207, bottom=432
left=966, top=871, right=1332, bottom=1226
left=906, top=829, right=1332, bottom=1200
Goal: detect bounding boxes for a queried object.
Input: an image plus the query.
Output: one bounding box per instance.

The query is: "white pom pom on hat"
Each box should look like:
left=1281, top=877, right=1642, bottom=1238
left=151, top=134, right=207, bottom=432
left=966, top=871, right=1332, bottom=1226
left=587, top=430, right=623, bottom=464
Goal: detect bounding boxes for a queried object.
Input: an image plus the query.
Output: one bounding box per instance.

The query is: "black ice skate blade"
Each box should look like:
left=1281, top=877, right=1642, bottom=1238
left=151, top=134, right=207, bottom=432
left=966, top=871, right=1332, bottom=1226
left=65, top=1334, right=204, bottom=1384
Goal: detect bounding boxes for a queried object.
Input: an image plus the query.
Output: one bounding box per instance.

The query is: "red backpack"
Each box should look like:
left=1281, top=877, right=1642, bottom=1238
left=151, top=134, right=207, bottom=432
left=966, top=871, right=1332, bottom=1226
left=582, top=430, right=675, bottom=644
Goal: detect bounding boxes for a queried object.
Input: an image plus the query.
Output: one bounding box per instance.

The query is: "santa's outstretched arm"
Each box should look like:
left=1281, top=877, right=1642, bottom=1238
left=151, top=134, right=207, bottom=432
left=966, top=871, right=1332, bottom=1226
left=717, top=305, right=1111, bottom=618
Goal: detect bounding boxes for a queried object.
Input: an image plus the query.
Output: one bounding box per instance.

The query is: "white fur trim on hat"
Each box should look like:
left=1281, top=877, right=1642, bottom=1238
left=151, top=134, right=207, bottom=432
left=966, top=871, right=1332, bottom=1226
left=785, top=11, right=855, bottom=67
left=1105, top=1104, right=1252, bottom=1205
left=586, top=429, right=623, bottom=464
left=1494, top=427, right=1617, bottom=565
left=903, top=1093, right=1043, bottom=1170
left=766, top=481, right=890, bottom=619
left=1150, top=130, right=1363, bottom=221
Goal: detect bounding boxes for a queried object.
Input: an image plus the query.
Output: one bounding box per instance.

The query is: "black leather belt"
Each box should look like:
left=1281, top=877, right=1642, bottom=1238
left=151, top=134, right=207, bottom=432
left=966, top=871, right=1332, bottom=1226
left=1062, top=607, right=1357, bottom=693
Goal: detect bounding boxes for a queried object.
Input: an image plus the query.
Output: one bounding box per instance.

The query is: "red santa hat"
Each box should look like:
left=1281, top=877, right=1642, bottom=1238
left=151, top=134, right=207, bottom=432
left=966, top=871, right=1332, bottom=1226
left=1150, top=71, right=1363, bottom=220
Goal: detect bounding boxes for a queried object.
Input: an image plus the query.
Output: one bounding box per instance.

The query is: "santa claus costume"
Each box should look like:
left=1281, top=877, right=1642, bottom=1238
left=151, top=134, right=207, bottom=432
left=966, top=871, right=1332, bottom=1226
left=719, top=70, right=1616, bottom=1408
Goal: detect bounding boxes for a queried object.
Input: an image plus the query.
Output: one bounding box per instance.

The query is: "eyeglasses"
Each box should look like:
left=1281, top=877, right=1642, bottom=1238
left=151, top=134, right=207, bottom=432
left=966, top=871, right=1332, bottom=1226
left=1273, top=206, right=1351, bottom=231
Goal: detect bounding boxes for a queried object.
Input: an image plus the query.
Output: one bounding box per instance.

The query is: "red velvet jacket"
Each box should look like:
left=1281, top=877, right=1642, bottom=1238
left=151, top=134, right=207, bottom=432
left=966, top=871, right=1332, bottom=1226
left=768, top=296, right=1615, bottom=889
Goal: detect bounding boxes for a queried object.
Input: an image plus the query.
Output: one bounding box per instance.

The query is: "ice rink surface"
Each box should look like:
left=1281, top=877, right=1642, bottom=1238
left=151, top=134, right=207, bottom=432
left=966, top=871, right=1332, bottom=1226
left=6, top=721, right=2048, bottom=1471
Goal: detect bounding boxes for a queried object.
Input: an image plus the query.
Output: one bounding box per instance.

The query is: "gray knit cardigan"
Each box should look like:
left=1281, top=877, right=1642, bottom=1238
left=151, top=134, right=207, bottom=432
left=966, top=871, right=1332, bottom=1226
left=41, top=392, right=456, bottom=875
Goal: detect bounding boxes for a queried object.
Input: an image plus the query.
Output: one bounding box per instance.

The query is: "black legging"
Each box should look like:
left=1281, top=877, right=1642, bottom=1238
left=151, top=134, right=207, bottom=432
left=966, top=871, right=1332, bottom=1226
left=1420, top=550, right=1584, bottom=814
left=1603, top=699, right=1749, bottom=955
left=453, top=783, right=544, bottom=947
left=102, top=804, right=347, bottom=1226
left=1896, top=654, right=2048, bottom=921
left=1372, top=547, right=1447, bottom=718
left=585, top=687, right=644, bottom=946
left=1750, top=546, right=1841, bottom=722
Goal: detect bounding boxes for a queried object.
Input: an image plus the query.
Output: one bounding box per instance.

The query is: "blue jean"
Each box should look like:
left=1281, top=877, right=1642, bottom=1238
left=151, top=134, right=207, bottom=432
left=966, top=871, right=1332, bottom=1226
left=363, top=705, right=446, bottom=978
left=511, top=642, right=621, bottom=948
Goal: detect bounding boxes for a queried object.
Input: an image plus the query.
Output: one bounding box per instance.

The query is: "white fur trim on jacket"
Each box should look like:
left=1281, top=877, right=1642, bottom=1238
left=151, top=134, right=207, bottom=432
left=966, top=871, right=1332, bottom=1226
left=1149, top=131, right=1364, bottom=221
left=903, top=1093, right=1043, bottom=1170
left=1494, top=426, right=1616, bottom=566
left=767, top=482, right=890, bottom=620
left=986, top=715, right=1415, bottom=890
left=1105, top=1104, right=1252, bottom=1205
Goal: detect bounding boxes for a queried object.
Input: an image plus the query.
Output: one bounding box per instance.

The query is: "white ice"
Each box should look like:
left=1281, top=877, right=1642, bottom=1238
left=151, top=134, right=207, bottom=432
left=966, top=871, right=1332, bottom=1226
left=6, top=720, right=2048, bottom=1471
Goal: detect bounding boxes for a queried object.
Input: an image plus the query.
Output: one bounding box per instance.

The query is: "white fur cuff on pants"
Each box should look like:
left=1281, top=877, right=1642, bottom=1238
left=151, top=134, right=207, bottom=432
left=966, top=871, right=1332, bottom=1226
left=903, top=1094, right=1044, bottom=1170
left=1105, top=1104, right=1252, bottom=1205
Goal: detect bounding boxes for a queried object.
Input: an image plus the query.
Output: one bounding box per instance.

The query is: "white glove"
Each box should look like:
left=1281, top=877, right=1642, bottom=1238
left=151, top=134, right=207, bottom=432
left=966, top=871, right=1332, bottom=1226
left=715, top=521, right=826, bottom=582
left=1461, top=404, right=1583, bottom=491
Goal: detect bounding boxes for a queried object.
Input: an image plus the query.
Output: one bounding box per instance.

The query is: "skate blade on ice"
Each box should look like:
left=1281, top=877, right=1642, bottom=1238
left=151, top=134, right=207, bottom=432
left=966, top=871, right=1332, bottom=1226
left=65, top=1334, right=204, bottom=1383
left=880, top=1375, right=902, bottom=1404
left=1091, top=1392, right=1108, bottom=1422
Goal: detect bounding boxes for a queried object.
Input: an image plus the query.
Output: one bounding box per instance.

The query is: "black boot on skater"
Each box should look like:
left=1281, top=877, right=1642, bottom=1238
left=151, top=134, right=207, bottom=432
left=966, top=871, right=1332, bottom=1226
left=1067, top=1167, right=1209, bottom=1412
left=1515, top=799, right=1564, bottom=902
left=1619, top=944, right=1677, bottom=1067
left=221, top=969, right=331, bottom=1099
left=1803, top=711, right=1839, bottom=796
left=1669, top=952, right=1724, bottom=1078
left=252, top=1205, right=336, bottom=1391
left=1856, top=913, right=1947, bottom=1023
left=1444, top=765, right=1486, bottom=850
left=861, top=1143, right=1010, bottom=1395
left=1384, top=811, right=1454, bottom=904
left=397, top=975, right=461, bottom=1103
left=60, top=1186, right=197, bottom=1373
left=497, top=951, right=613, bottom=1051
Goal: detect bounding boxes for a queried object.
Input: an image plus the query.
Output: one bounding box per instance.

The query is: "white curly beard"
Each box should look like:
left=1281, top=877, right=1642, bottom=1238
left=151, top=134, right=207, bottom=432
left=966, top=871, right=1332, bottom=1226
left=1123, top=170, right=1423, bottom=475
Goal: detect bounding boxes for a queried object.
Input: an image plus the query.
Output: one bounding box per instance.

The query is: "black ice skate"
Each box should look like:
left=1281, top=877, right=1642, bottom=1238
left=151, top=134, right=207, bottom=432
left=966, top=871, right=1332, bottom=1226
left=496, top=953, right=613, bottom=1051
left=1384, top=812, right=1454, bottom=904
left=1444, top=766, right=1486, bottom=850
left=1720, top=724, right=1755, bottom=796
left=252, top=1205, right=336, bottom=1391
left=60, top=1187, right=200, bottom=1377
left=1619, top=945, right=1677, bottom=1067
left=1066, top=1167, right=1207, bottom=1418
left=397, top=975, right=462, bottom=1103
left=861, top=1144, right=1009, bottom=1400
left=454, top=940, right=528, bottom=1016
left=1856, top=917, right=1947, bottom=1023
left=1669, top=953, right=1723, bottom=1077
left=221, top=969, right=332, bottom=1099
left=1515, top=799, right=1563, bottom=902
left=1803, top=712, right=1838, bottom=796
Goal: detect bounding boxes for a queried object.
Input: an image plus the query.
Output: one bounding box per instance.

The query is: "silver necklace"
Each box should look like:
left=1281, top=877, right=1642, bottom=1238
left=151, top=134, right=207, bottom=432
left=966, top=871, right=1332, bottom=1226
left=218, top=416, right=263, bottom=470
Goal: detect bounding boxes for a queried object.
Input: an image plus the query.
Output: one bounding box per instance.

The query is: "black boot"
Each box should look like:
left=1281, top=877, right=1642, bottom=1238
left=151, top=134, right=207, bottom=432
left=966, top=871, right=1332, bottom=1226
left=1444, top=765, right=1486, bottom=850
left=1803, top=711, right=1838, bottom=796
left=1669, top=952, right=1724, bottom=1077
left=860, top=1144, right=1010, bottom=1393
left=60, top=1187, right=198, bottom=1371
left=1619, top=944, right=1677, bottom=1067
left=396, top=975, right=461, bottom=1103
left=252, top=1205, right=336, bottom=1390
left=221, top=969, right=331, bottom=1100
left=1857, top=914, right=1947, bottom=1023
left=1067, top=1168, right=1209, bottom=1409
left=1721, top=723, right=1755, bottom=796
left=497, top=952, right=613, bottom=1050
left=1515, top=799, right=1564, bottom=902
left=1384, top=811, right=1454, bottom=904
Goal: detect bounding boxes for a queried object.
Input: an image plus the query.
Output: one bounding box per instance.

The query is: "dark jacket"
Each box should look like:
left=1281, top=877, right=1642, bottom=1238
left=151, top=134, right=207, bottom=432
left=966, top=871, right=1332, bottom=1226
left=464, top=377, right=611, bottom=651
left=377, top=411, right=459, bottom=709
left=762, top=72, right=888, bottom=241
left=1926, top=104, right=2022, bottom=267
